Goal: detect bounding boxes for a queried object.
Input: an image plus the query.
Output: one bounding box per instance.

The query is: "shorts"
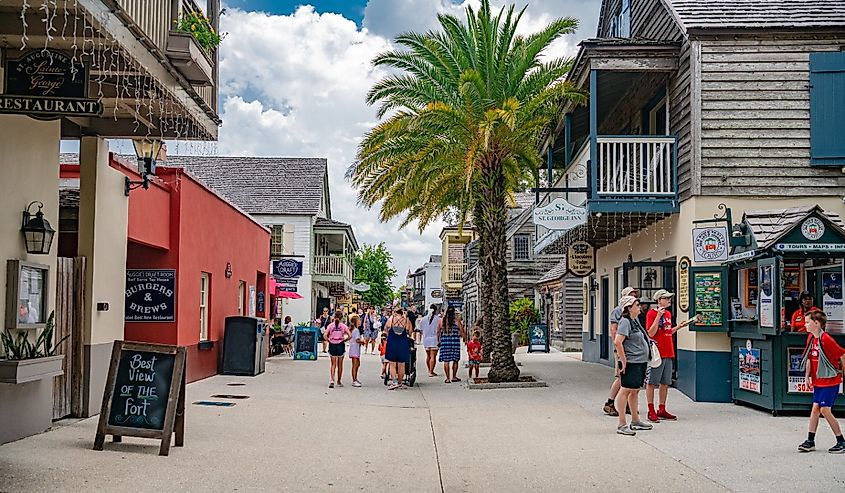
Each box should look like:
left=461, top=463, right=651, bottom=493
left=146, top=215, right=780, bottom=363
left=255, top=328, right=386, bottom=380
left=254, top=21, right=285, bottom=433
left=468, top=360, right=480, bottom=366
left=380, top=356, right=386, bottom=363
left=813, top=385, right=839, bottom=408
left=647, top=358, right=674, bottom=386
left=620, top=362, right=648, bottom=389
left=328, top=342, right=345, bottom=357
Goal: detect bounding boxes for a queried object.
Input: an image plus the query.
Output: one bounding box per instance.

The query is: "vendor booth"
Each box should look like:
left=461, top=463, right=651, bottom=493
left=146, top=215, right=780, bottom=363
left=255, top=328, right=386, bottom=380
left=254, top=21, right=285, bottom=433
left=690, top=205, right=845, bottom=415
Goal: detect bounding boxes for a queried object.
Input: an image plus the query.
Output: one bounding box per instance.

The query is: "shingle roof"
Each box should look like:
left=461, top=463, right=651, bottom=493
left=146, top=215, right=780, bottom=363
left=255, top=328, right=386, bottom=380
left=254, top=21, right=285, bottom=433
left=742, top=205, right=844, bottom=251
left=666, top=0, right=845, bottom=30
left=160, top=155, right=327, bottom=216
left=536, top=260, right=568, bottom=285
left=59, top=189, right=79, bottom=208
left=314, top=217, right=350, bottom=228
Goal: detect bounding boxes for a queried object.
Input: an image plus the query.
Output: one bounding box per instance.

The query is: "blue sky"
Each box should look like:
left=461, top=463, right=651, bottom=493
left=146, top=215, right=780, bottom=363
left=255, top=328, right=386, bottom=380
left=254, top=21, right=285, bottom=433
left=229, top=0, right=367, bottom=24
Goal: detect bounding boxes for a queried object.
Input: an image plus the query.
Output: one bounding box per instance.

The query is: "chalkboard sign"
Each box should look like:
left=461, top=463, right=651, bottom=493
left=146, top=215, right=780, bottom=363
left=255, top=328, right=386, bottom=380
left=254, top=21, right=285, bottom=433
left=294, top=326, right=319, bottom=361
left=527, top=323, right=550, bottom=353
left=94, top=341, right=186, bottom=456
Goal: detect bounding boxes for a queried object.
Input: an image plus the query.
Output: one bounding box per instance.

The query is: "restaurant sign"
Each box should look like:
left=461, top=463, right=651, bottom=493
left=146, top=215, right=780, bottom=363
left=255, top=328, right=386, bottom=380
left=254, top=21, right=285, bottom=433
left=692, top=226, right=729, bottom=263
left=533, top=198, right=587, bottom=231
left=677, top=256, right=690, bottom=313
left=125, top=270, right=176, bottom=322
left=567, top=241, right=595, bottom=277
left=271, top=257, right=304, bottom=279
left=2, top=49, right=102, bottom=117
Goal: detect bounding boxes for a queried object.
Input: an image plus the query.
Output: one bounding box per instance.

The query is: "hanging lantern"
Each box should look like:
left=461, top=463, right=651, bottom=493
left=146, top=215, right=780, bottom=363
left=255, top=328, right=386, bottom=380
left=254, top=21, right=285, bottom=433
left=21, top=201, right=56, bottom=255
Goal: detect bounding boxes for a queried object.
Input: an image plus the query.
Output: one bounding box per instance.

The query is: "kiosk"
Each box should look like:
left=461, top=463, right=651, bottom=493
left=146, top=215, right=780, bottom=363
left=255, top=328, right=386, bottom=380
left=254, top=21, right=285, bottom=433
left=690, top=205, right=845, bottom=414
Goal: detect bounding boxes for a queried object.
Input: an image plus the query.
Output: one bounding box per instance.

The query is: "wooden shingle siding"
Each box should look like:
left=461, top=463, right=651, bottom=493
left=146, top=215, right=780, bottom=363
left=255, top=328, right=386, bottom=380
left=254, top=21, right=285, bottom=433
left=633, top=0, right=684, bottom=41
left=671, top=41, right=693, bottom=199
left=697, top=35, right=845, bottom=196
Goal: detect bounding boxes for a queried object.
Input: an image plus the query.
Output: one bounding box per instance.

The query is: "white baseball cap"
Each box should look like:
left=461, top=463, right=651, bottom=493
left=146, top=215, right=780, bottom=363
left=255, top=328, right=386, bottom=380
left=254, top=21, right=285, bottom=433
left=620, top=286, right=637, bottom=297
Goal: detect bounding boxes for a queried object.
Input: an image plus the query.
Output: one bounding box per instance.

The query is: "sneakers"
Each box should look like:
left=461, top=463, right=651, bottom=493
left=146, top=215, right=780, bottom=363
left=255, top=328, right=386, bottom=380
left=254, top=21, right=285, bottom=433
left=658, top=408, right=677, bottom=421
left=328, top=382, right=335, bottom=389
left=798, top=440, right=815, bottom=452
left=603, top=402, right=618, bottom=416
left=630, top=421, right=653, bottom=431
left=829, top=442, right=845, bottom=454
left=336, top=382, right=344, bottom=388
left=647, top=409, right=660, bottom=423
left=387, top=383, right=400, bottom=390
left=352, top=381, right=362, bottom=387
left=616, top=425, right=636, bottom=436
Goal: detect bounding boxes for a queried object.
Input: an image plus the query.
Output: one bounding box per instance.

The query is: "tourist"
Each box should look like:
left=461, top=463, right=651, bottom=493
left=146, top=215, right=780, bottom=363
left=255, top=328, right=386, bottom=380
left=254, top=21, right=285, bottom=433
left=603, top=287, right=638, bottom=416
left=348, top=314, right=364, bottom=387
left=362, top=306, right=378, bottom=354
left=316, top=307, right=331, bottom=354
left=614, top=296, right=653, bottom=436
left=384, top=307, right=413, bottom=390
left=438, top=307, right=466, bottom=383
left=379, top=332, right=388, bottom=378
left=324, top=310, right=350, bottom=389
left=467, top=329, right=482, bottom=380
left=646, top=289, right=679, bottom=422
left=407, top=305, right=419, bottom=340
left=791, top=292, right=821, bottom=332
left=380, top=307, right=390, bottom=335
left=798, top=310, right=845, bottom=453
left=419, top=304, right=441, bottom=376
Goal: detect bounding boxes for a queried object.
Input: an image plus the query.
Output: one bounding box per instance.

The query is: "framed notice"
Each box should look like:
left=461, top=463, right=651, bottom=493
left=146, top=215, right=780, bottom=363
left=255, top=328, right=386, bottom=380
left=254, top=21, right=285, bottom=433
left=690, top=268, right=727, bottom=331
left=125, top=270, right=176, bottom=323
left=738, top=342, right=761, bottom=394
left=786, top=347, right=844, bottom=394
left=759, top=264, right=774, bottom=328
left=745, top=268, right=758, bottom=308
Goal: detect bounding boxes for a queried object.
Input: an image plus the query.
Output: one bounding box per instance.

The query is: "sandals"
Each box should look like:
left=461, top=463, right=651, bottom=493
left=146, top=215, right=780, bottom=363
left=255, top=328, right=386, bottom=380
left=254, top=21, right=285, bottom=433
left=444, top=379, right=451, bottom=384
left=452, top=377, right=461, bottom=382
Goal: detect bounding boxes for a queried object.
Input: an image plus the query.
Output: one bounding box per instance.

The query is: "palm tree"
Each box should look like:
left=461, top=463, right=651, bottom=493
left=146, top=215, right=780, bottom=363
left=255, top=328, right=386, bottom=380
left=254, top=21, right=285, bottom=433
left=349, top=0, right=586, bottom=382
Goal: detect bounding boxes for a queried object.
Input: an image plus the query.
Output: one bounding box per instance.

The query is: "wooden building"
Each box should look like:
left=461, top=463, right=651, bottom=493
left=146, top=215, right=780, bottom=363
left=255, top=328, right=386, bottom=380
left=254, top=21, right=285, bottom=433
left=534, top=261, right=584, bottom=351
left=534, top=0, right=845, bottom=402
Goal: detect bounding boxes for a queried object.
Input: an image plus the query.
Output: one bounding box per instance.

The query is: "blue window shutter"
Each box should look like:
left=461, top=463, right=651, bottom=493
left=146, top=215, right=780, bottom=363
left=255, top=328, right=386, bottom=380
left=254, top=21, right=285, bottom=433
left=810, top=52, right=845, bottom=165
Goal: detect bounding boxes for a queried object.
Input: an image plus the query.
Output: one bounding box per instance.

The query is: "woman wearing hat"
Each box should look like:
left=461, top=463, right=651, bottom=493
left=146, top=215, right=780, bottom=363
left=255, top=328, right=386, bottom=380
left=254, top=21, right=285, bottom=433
left=614, top=295, right=653, bottom=436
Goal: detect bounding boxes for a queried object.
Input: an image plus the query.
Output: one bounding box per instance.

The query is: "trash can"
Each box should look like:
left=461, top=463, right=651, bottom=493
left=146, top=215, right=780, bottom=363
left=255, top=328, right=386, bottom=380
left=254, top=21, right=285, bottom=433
left=222, top=316, right=267, bottom=376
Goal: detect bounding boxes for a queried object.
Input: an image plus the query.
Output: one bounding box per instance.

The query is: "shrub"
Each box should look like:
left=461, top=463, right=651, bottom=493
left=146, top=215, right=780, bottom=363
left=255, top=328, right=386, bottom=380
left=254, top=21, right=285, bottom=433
left=509, top=298, right=539, bottom=345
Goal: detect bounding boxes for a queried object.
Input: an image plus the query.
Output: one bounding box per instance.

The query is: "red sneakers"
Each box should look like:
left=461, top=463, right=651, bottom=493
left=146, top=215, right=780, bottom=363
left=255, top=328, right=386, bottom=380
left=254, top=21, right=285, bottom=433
left=647, top=409, right=660, bottom=422
left=658, top=408, right=677, bottom=421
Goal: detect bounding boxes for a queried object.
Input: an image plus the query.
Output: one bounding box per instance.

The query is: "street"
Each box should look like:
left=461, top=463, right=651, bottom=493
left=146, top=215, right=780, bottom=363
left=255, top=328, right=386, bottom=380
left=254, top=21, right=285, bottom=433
left=1, top=349, right=843, bottom=493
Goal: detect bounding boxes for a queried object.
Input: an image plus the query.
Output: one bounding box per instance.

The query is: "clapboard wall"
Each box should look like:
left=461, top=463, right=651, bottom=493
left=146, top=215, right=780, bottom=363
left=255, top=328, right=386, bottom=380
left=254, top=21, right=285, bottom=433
left=696, top=34, right=845, bottom=197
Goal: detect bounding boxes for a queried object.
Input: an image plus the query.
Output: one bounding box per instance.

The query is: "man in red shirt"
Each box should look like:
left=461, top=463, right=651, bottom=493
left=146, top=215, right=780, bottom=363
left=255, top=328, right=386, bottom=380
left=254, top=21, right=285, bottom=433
left=645, top=289, right=680, bottom=422
left=798, top=310, right=845, bottom=453
left=790, top=292, right=821, bottom=332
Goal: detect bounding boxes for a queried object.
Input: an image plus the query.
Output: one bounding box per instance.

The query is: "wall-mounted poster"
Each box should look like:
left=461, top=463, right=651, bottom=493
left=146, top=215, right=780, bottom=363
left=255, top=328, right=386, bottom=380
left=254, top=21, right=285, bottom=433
left=745, top=268, right=758, bottom=307
left=693, top=272, right=722, bottom=327
left=823, top=270, right=844, bottom=334
left=759, top=265, right=774, bottom=328
left=787, top=347, right=844, bottom=394
left=738, top=341, right=761, bottom=394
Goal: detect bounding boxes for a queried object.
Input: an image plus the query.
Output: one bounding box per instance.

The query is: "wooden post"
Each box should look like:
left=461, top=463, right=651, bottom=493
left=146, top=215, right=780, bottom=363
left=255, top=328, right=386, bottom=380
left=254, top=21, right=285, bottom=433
left=93, top=341, right=122, bottom=451
left=175, top=364, right=186, bottom=447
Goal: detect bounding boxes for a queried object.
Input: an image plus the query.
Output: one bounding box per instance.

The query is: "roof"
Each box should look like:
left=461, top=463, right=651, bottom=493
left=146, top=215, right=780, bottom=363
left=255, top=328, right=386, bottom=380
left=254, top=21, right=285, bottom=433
left=536, top=260, right=568, bottom=285
left=59, top=189, right=79, bottom=208
left=666, top=0, right=845, bottom=31
left=742, top=205, right=844, bottom=250
left=160, top=155, right=328, bottom=216
left=313, top=216, right=359, bottom=250
left=428, top=255, right=442, bottom=264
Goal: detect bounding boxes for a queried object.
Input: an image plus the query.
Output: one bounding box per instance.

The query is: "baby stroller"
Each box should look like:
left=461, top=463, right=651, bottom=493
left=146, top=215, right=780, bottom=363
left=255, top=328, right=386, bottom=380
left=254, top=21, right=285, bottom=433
left=383, top=337, right=417, bottom=387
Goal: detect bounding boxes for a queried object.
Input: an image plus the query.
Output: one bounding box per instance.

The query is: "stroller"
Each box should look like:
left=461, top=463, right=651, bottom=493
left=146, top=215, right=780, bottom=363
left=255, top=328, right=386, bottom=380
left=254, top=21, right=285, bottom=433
left=383, top=336, right=417, bottom=387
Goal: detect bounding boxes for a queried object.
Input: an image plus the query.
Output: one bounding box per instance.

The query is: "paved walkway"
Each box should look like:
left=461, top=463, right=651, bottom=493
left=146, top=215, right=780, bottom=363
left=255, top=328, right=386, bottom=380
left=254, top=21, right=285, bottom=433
left=1, top=348, right=844, bottom=492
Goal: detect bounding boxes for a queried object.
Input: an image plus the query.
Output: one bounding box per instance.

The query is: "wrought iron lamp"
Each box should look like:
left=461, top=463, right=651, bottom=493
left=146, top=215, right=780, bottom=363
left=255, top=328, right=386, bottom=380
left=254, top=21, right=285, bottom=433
left=21, top=201, right=55, bottom=255
left=125, top=139, right=164, bottom=196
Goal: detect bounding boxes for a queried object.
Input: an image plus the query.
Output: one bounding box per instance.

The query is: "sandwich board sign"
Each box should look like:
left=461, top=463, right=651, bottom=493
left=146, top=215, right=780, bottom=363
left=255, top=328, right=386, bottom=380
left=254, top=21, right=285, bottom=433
left=94, top=341, right=186, bottom=456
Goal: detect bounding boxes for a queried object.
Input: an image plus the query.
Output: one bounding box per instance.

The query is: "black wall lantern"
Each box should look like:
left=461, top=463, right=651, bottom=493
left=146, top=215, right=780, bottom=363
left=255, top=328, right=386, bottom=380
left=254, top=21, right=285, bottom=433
left=125, top=139, right=164, bottom=196
left=21, top=201, right=56, bottom=255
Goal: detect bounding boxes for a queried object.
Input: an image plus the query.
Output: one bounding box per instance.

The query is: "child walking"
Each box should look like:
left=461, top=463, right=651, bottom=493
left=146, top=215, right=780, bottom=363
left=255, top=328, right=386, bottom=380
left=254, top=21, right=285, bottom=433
left=348, top=315, right=364, bottom=387
left=324, top=310, right=350, bottom=389
left=379, top=332, right=388, bottom=379
left=467, top=330, right=482, bottom=380
left=798, top=310, right=845, bottom=453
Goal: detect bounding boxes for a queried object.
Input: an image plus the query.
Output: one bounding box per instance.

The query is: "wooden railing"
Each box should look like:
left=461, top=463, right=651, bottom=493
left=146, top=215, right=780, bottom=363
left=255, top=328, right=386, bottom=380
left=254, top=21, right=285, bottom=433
left=313, top=256, right=352, bottom=281
left=596, top=136, right=677, bottom=197
left=446, top=263, right=466, bottom=283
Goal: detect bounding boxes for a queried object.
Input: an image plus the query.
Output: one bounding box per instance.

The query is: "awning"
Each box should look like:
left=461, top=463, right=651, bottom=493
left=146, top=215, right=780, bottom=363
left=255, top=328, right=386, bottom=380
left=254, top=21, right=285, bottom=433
left=277, top=291, right=303, bottom=300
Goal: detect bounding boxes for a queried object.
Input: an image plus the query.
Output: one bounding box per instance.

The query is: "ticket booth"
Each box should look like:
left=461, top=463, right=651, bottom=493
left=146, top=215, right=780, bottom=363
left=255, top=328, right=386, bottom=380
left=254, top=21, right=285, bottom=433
left=690, top=205, right=845, bottom=415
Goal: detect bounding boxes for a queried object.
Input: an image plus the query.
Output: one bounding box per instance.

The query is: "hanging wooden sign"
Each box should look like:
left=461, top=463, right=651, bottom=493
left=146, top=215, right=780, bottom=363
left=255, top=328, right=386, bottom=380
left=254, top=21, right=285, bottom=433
left=567, top=241, right=595, bottom=277
left=678, top=256, right=691, bottom=313
left=94, top=341, right=186, bottom=456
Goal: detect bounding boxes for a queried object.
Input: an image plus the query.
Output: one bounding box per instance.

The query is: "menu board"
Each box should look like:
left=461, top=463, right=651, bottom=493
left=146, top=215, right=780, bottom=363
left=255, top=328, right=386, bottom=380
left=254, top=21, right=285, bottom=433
left=786, top=347, right=844, bottom=394
left=694, top=272, right=723, bottom=327
left=294, top=327, right=319, bottom=361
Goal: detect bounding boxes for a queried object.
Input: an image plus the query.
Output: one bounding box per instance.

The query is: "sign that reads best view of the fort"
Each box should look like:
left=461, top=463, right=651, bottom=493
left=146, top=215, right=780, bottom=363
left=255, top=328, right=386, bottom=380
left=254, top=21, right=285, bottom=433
left=533, top=198, right=587, bottom=231
left=1, top=49, right=102, bottom=117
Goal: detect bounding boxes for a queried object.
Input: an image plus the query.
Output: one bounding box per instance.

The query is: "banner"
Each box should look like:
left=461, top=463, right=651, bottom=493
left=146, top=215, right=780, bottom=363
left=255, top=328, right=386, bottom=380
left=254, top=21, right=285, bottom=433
left=738, top=341, right=761, bottom=394
left=759, top=264, right=774, bottom=328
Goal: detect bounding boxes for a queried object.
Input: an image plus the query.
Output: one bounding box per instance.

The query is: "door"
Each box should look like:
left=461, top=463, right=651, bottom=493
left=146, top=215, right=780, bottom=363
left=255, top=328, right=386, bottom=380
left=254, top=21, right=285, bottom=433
left=623, top=259, right=677, bottom=376
left=53, top=257, right=86, bottom=420
left=589, top=275, right=597, bottom=342
left=315, top=297, right=330, bottom=320
left=600, top=276, right=610, bottom=360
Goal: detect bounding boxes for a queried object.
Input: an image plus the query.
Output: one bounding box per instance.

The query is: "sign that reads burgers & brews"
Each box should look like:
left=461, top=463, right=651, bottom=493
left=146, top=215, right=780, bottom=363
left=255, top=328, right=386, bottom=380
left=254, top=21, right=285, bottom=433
left=533, top=197, right=587, bottom=231
left=692, top=226, right=729, bottom=263
left=1, top=49, right=103, bottom=117
left=125, top=270, right=176, bottom=322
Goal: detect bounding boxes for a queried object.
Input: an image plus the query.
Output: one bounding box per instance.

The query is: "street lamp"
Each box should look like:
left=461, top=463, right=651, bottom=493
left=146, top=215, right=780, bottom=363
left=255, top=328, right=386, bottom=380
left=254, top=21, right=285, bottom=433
left=21, top=201, right=55, bottom=255
left=125, top=139, right=164, bottom=196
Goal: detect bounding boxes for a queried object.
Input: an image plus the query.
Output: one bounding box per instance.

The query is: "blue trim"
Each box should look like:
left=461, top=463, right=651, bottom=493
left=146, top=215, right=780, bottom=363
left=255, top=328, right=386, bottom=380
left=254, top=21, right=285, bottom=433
left=588, top=199, right=680, bottom=214
left=589, top=70, right=598, bottom=201
left=809, top=52, right=845, bottom=164
left=597, top=134, right=676, bottom=140
left=676, top=349, right=732, bottom=402
left=547, top=137, right=554, bottom=188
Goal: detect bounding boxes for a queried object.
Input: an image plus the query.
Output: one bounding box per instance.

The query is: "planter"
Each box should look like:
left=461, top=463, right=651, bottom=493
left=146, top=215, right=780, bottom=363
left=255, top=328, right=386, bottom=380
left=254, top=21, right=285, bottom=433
left=165, top=31, right=214, bottom=86
left=0, top=355, right=64, bottom=384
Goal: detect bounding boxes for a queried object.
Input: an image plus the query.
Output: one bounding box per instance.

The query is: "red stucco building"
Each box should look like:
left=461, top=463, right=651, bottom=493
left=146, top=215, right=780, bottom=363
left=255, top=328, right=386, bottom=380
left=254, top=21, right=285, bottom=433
left=60, top=154, right=270, bottom=382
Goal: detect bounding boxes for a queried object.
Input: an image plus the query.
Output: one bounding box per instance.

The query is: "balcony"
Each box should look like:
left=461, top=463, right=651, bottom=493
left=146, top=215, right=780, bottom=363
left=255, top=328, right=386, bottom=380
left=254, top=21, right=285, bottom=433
left=446, top=263, right=467, bottom=283
left=313, top=256, right=353, bottom=282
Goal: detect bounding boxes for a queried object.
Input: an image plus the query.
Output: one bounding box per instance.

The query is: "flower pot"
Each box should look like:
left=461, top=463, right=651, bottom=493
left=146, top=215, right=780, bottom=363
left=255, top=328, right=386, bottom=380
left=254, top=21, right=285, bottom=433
left=0, top=355, right=64, bottom=384
left=165, top=31, right=214, bottom=86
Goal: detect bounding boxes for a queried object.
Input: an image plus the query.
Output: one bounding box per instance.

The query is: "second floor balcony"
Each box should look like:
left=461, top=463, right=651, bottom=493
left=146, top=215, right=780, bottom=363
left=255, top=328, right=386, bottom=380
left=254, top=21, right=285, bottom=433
left=446, top=263, right=467, bottom=284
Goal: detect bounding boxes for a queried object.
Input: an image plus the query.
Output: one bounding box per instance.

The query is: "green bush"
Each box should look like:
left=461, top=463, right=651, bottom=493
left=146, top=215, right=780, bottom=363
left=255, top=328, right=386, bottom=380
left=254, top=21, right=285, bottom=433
left=509, top=298, right=539, bottom=345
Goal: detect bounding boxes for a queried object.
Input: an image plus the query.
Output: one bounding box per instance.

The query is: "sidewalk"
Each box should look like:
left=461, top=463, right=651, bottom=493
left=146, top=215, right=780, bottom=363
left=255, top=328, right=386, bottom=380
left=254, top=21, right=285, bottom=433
left=1, top=348, right=843, bottom=492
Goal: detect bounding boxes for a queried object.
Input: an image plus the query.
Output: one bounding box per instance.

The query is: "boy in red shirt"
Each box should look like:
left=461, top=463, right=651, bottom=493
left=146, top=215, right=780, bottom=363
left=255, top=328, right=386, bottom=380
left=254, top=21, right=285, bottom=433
left=798, top=310, right=845, bottom=453
left=467, top=330, right=482, bottom=380
left=645, top=289, right=681, bottom=422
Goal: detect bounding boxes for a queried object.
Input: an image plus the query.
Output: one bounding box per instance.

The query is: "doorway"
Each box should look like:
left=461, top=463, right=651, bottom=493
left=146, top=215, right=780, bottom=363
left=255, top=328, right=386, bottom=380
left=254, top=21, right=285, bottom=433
left=600, top=276, right=610, bottom=360
left=623, top=259, right=677, bottom=377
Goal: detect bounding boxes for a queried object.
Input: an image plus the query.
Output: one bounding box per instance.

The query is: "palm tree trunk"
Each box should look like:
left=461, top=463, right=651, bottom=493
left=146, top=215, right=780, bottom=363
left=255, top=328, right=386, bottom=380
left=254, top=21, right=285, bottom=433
left=473, top=202, right=493, bottom=364
left=479, top=161, right=520, bottom=383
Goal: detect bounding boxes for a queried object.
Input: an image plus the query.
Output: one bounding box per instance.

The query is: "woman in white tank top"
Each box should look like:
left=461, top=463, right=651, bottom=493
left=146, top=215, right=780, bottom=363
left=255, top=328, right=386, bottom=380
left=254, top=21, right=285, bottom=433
left=418, top=305, right=441, bottom=377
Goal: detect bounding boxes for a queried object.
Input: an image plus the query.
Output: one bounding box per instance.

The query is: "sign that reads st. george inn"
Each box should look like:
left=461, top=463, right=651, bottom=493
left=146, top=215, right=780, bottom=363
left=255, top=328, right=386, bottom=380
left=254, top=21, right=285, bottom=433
left=1, top=49, right=103, bottom=118
left=532, top=197, right=588, bottom=231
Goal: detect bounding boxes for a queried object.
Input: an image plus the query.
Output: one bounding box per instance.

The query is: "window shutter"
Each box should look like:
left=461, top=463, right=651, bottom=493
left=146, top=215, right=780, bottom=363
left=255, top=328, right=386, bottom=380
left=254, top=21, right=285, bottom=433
left=810, top=52, right=845, bottom=165
left=283, top=224, right=295, bottom=255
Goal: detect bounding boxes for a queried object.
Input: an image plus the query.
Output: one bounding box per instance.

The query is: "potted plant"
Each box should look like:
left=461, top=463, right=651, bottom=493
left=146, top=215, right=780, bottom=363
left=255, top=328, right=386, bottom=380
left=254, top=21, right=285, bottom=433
left=0, top=311, right=66, bottom=384
left=165, top=9, right=223, bottom=85
left=175, top=10, right=223, bottom=53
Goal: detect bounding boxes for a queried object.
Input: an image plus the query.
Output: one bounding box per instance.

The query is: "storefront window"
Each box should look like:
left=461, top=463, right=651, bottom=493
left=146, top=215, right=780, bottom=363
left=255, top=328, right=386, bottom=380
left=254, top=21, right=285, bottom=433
left=200, top=273, right=210, bottom=341
left=17, top=265, right=46, bottom=325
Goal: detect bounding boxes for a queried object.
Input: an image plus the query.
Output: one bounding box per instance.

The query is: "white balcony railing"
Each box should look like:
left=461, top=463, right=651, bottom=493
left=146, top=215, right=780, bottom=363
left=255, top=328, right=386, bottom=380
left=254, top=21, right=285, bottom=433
left=313, top=256, right=352, bottom=280
left=596, top=136, right=676, bottom=196
left=447, top=263, right=466, bottom=283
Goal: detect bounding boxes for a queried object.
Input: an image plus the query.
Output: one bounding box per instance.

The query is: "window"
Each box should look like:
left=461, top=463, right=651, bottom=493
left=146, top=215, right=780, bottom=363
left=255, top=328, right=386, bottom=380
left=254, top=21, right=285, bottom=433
left=270, top=225, right=284, bottom=258
left=514, top=235, right=530, bottom=260
left=238, top=281, right=246, bottom=315
left=810, top=52, right=845, bottom=165
left=200, top=273, right=210, bottom=341
left=609, top=0, right=631, bottom=38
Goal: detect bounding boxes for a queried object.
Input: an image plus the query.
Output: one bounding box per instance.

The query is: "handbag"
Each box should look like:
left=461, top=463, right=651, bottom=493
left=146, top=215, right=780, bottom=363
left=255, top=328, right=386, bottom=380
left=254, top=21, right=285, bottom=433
left=648, top=339, right=663, bottom=369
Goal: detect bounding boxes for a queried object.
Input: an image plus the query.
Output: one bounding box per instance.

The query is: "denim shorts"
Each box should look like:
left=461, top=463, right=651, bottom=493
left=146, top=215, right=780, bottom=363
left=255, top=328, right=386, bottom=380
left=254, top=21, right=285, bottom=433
left=813, top=385, right=839, bottom=408
left=468, top=360, right=481, bottom=366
